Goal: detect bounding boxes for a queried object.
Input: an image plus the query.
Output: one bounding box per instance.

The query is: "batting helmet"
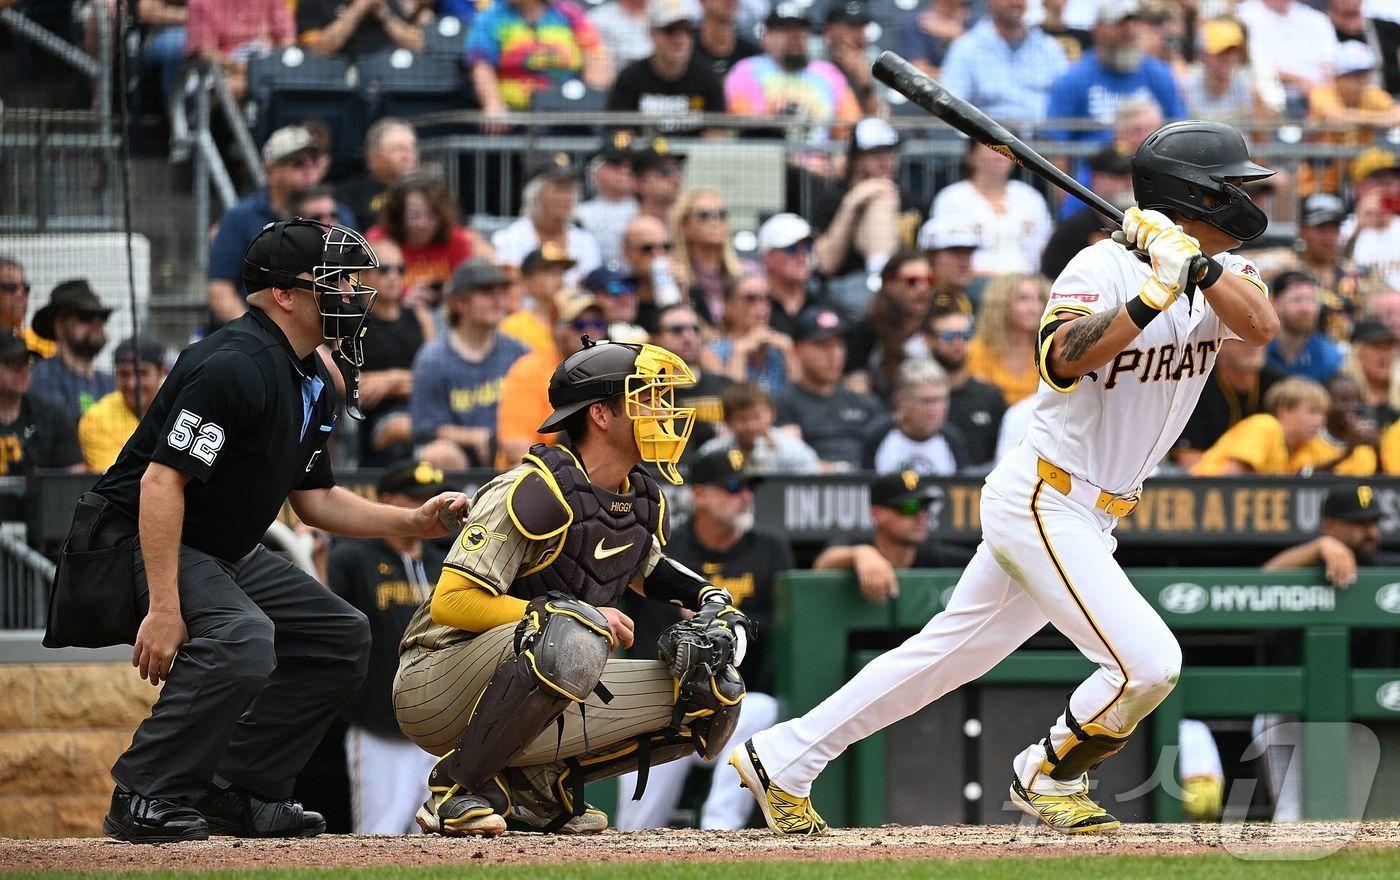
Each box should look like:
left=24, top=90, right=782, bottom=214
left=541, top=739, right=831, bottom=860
left=539, top=339, right=697, bottom=485
left=1131, top=120, right=1275, bottom=242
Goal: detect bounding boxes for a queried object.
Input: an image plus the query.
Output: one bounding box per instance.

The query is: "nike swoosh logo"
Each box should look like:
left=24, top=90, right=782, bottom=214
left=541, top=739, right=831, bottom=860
left=594, top=538, right=634, bottom=560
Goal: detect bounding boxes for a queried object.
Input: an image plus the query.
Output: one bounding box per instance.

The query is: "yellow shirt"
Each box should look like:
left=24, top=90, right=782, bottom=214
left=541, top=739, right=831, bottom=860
left=1381, top=420, right=1400, bottom=474
left=494, top=346, right=559, bottom=467
left=23, top=327, right=55, bottom=359
left=1191, top=413, right=1376, bottom=476
left=498, top=310, right=552, bottom=354
left=966, top=336, right=1039, bottom=405
left=77, top=391, right=138, bottom=472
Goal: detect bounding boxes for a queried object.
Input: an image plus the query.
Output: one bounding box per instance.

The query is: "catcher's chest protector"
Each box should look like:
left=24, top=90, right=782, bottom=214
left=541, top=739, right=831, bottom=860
left=514, top=445, right=663, bottom=607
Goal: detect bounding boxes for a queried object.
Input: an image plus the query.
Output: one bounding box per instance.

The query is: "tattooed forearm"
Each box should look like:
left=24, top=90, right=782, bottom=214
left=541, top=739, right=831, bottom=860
left=1058, top=307, right=1123, bottom=363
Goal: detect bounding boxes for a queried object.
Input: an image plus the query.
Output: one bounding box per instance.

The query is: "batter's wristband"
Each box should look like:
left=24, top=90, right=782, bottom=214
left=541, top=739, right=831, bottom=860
left=1125, top=295, right=1161, bottom=330
left=1195, top=257, right=1225, bottom=290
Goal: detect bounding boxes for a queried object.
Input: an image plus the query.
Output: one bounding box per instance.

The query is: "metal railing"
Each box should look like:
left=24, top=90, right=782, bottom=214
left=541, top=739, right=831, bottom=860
left=0, top=522, right=55, bottom=631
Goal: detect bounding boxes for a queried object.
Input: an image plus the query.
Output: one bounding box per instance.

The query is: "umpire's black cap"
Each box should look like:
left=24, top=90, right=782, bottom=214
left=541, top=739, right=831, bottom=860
left=242, top=220, right=327, bottom=293
left=870, top=470, right=939, bottom=509
left=1323, top=484, right=1382, bottom=523
left=378, top=460, right=447, bottom=501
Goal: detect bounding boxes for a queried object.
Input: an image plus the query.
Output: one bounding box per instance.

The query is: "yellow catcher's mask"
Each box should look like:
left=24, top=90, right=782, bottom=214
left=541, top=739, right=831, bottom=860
left=627, top=344, right=696, bottom=485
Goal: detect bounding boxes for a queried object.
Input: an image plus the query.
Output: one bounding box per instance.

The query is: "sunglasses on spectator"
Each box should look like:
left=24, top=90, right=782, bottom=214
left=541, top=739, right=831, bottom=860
left=638, top=241, right=673, bottom=254
left=0, top=282, right=30, bottom=294
left=376, top=263, right=407, bottom=275
left=896, top=274, right=934, bottom=287
left=656, top=22, right=695, bottom=37
left=692, top=208, right=728, bottom=222
left=573, top=317, right=609, bottom=335
left=936, top=329, right=973, bottom=342
left=779, top=242, right=811, bottom=256
left=661, top=322, right=700, bottom=334
left=648, top=165, right=683, bottom=177
left=891, top=499, right=931, bottom=517
left=595, top=281, right=638, bottom=297
left=714, top=478, right=754, bottom=495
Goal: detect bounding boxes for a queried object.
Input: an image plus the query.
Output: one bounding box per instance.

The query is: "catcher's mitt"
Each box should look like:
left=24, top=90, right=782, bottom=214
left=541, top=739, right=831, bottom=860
left=656, top=599, right=751, bottom=717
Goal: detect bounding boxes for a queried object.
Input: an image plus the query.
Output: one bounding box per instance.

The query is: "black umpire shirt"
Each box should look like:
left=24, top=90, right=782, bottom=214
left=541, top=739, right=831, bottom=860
left=626, top=522, right=794, bottom=694
left=329, top=537, right=446, bottom=736
left=93, top=308, right=340, bottom=562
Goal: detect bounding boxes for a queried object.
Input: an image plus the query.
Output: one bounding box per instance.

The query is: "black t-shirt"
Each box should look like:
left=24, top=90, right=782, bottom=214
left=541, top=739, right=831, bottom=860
left=297, top=0, right=409, bottom=58
left=625, top=523, right=794, bottom=694
left=337, top=175, right=390, bottom=231
left=606, top=58, right=726, bottom=134
left=774, top=383, right=887, bottom=469
left=693, top=32, right=761, bottom=78
left=93, top=309, right=340, bottom=562
left=679, top=369, right=731, bottom=459
left=1042, top=25, right=1091, bottom=64
left=948, top=378, right=1006, bottom=467
left=0, top=393, right=82, bottom=477
left=809, top=185, right=925, bottom=279
left=1175, top=366, right=1286, bottom=456
left=1040, top=210, right=1113, bottom=281
left=329, top=537, right=446, bottom=735
left=358, top=307, right=426, bottom=465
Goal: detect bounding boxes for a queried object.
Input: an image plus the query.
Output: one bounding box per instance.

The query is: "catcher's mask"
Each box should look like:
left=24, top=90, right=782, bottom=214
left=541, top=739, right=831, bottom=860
left=242, top=218, right=378, bottom=417
left=539, top=339, right=696, bottom=485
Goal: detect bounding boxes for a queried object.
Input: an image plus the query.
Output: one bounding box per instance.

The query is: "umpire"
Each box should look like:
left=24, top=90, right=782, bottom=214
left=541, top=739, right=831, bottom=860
left=43, top=219, right=469, bottom=844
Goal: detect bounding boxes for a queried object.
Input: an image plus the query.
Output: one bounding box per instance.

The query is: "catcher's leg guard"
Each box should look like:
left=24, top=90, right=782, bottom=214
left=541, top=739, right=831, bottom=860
left=685, top=663, right=746, bottom=760
left=443, top=596, right=612, bottom=793
left=1039, top=701, right=1133, bottom=782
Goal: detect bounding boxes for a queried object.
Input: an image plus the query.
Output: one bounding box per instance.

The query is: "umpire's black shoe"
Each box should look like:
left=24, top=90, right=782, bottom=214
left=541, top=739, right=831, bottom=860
left=196, top=783, right=327, bottom=838
left=103, top=787, right=210, bottom=844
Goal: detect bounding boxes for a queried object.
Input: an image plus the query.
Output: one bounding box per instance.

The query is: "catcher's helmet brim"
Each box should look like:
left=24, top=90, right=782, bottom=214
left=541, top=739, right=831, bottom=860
left=538, top=399, right=594, bottom=433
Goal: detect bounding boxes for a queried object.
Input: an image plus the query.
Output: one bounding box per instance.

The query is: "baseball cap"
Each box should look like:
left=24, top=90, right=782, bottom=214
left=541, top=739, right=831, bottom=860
left=765, top=1, right=808, bottom=28
left=825, top=1, right=871, bottom=26
left=261, top=126, right=321, bottom=166
left=1087, top=145, right=1133, bottom=175
left=32, top=279, right=113, bottom=340
left=1096, top=0, right=1140, bottom=25
left=521, top=242, right=578, bottom=276
left=595, top=130, right=636, bottom=164
left=1301, top=193, right=1348, bottom=227
left=557, top=290, right=603, bottom=324
left=649, top=0, right=698, bottom=29
left=1337, top=40, right=1377, bottom=77
left=0, top=333, right=32, bottom=366
left=870, top=469, right=939, bottom=509
left=1350, top=147, right=1399, bottom=184
left=850, top=117, right=900, bottom=155
left=631, top=137, right=688, bottom=174
left=449, top=258, right=510, bottom=294
left=528, top=151, right=582, bottom=183
left=377, top=460, right=447, bottom=501
left=113, top=336, right=167, bottom=369
left=1199, top=18, right=1245, bottom=56
left=1352, top=318, right=1397, bottom=345
left=688, top=448, right=760, bottom=488
left=917, top=214, right=979, bottom=251
left=757, top=213, right=813, bottom=253
left=792, top=307, right=846, bottom=342
left=583, top=266, right=638, bottom=297
left=1322, top=484, right=1382, bottom=523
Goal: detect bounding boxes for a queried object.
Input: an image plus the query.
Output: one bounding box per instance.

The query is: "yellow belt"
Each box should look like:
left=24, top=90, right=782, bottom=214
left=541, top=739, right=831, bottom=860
left=1036, top=458, right=1140, bottom=518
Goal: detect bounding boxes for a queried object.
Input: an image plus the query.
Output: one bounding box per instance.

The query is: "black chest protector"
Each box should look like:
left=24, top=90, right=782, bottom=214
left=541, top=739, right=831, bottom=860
left=512, top=445, right=665, bottom=608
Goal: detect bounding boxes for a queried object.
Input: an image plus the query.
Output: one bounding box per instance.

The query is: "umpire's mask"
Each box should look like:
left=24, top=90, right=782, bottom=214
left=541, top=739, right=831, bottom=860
left=243, top=219, right=379, bottom=417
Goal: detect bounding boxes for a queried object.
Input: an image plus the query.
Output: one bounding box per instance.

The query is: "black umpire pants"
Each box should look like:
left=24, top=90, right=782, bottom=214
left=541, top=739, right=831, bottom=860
left=112, top=543, right=371, bottom=803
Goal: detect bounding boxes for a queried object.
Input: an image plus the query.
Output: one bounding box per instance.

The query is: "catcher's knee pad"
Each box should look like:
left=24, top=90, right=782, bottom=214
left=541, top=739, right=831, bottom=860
left=1039, top=702, right=1133, bottom=782
left=445, top=596, right=612, bottom=792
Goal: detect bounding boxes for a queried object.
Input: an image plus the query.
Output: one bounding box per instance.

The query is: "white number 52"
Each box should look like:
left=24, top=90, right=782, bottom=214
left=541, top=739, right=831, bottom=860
left=168, top=409, right=226, bottom=466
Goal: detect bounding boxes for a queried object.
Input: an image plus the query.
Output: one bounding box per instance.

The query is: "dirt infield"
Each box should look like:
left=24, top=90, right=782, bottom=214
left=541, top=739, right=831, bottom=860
left=2, top=822, right=1399, bottom=873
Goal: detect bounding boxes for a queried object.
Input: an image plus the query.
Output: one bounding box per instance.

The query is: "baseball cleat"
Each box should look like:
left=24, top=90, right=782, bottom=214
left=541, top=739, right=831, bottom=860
left=417, top=787, right=507, bottom=837
left=103, top=787, right=210, bottom=844
left=1181, top=774, right=1224, bottom=822
left=1009, top=776, right=1121, bottom=834
left=196, top=783, right=325, bottom=838
left=729, top=738, right=829, bottom=837
left=507, top=804, right=609, bottom=834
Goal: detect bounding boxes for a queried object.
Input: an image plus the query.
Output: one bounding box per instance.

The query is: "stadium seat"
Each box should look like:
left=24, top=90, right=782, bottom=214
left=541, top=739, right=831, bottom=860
left=246, top=49, right=364, bottom=176
left=358, top=48, right=475, bottom=127
left=529, top=80, right=608, bottom=135
left=423, top=16, right=468, bottom=57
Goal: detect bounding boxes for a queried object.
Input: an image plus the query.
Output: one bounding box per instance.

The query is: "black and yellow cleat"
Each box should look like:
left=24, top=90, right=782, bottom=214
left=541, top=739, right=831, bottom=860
left=417, top=786, right=507, bottom=838
left=729, top=739, right=829, bottom=837
left=1009, top=776, right=1121, bottom=835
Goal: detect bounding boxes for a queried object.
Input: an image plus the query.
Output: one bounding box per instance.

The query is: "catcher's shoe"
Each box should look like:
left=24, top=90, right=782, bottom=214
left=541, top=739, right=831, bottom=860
left=729, top=738, right=828, bottom=837
left=1009, top=776, right=1121, bottom=835
left=1181, top=775, right=1224, bottom=822
left=508, top=804, right=609, bottom=834
left=417, top=786, right=507, bottom=837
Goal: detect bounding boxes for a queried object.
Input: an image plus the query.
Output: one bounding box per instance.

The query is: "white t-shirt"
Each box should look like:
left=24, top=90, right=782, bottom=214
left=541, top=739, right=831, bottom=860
left=574, top=197, right=638, bottom=268
left=928, top=180, right=1052, bottom=275
left=1237, top=0, right=1339, bottom=89
left=490, top=219, right=601, bottom=287
left=1341, top=213, right=1400, bottom=289
left=872, top=429, right=958, bottom=476
left=1025, top=239, right=1267, bottom=494
left=587, top=3, right=653, bottom=72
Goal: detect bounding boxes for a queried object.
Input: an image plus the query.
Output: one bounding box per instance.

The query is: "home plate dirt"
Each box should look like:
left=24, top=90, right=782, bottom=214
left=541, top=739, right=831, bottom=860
left=2, top=822, right=1399, bottom=873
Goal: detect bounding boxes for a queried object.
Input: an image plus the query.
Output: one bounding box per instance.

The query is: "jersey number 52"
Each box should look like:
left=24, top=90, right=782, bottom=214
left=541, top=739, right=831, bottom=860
left=168, top=409, right=226, bottom=466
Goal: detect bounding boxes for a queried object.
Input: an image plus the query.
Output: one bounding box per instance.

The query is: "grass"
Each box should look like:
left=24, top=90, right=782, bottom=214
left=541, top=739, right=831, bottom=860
left=8, top=849, right=1400, bottom=880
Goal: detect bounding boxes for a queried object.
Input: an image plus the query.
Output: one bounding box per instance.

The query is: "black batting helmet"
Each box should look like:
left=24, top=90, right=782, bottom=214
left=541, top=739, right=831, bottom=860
left=1131, top=120, right=1275, bottom=242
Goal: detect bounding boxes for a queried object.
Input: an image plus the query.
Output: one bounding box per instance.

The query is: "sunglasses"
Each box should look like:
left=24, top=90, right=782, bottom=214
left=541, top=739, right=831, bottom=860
left=573, top=317, right=609, bottom=334
left=647, top=165, right=683, bottom=177
left=896, top=274, right=934, bottom=287
left=661, top=322, right=701, bottom=334
left=376, top=263, right=407, bottom=275
left=0, top=282, right=30, bottom=295
left=936, top=329, right=973, bottom=342
left=713, top=478, right=754, bottom=495
left=779, top=242, right=811, bottom=256
left=595, top=281, right=638, bottom=297
left=656, top=22, right=695, bottom=36
left=638, top=241, right=674, bottom=254
left=692, top=208, right=728, bottom=222
left=890, top=498, right=931, bottom=517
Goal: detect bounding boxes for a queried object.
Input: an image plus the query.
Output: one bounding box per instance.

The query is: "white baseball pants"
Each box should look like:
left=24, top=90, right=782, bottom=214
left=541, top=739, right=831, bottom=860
left=615, top=692, right=780, bottom=830
left=752, top=444, right=1182, bottom=798
left=344, top=725, right=439, bottom=834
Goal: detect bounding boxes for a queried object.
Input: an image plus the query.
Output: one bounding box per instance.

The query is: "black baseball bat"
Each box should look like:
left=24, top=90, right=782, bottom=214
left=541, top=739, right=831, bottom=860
left=872, top=51, right=1124, bottom=225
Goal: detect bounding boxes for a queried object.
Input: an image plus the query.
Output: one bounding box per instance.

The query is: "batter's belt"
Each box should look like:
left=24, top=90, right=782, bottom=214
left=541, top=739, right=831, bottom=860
left=1036, top=458, right=1140, bottom=517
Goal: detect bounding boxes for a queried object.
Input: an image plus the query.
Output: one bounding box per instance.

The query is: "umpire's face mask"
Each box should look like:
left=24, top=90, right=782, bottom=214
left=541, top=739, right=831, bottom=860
left=310, top=225, right=378, bottom=367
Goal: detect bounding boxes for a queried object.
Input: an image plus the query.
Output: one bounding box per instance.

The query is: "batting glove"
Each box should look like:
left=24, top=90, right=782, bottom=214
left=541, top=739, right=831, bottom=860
left=1121, top=206, right=1177, bottom=251
left=1139, top=226, right=1203, bottom=310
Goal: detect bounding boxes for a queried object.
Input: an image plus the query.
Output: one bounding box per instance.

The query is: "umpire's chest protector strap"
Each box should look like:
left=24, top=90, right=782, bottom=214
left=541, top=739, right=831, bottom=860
left=512, top=444, right=663, bottom=607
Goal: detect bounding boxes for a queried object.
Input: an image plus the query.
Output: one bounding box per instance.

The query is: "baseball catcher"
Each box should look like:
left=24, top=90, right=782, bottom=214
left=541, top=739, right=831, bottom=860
left=394, top=339, right=752, bottom=836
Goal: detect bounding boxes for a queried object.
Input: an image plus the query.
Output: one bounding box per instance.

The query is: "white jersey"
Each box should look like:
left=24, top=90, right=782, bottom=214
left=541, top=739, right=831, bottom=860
left=1026, top=238, right=1267, bottom=495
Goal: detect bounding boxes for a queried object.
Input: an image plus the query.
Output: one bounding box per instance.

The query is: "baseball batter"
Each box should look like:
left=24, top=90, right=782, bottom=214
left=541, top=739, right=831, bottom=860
left=731, top=120, right=1280, bottom=835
